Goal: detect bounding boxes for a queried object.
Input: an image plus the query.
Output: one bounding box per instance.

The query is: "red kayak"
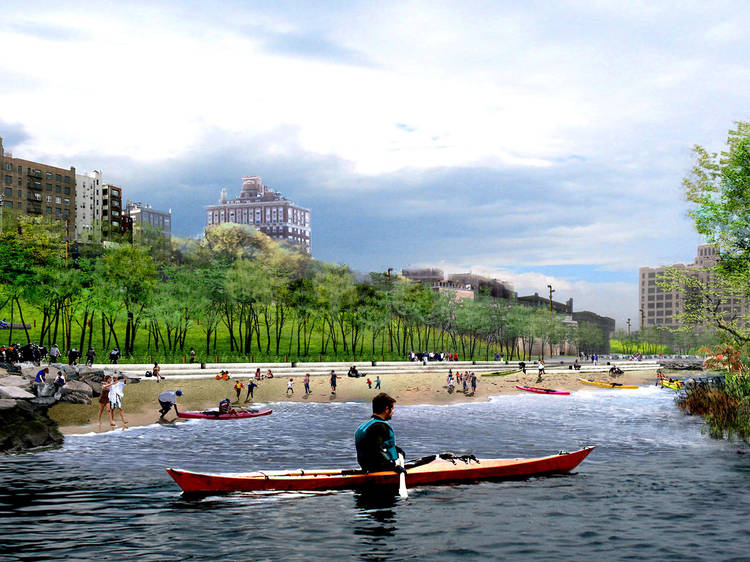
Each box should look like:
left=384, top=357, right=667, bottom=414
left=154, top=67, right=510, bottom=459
left=515, top=385, right=570, bottom=395
left=177, top=408, right=272, bottom=420
left=166, top=446, right=594, bottom=493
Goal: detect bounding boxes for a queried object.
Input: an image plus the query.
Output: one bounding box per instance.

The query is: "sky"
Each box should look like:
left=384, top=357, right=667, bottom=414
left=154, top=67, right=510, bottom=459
left=1, top=0, right=748, bottom=329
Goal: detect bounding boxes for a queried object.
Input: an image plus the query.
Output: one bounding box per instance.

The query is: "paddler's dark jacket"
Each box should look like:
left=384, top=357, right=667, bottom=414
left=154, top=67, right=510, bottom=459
left=355, top=416, right=403, bottom=472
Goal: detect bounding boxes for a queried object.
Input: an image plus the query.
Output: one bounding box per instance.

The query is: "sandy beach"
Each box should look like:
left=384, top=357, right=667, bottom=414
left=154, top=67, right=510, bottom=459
left=52, top=367, right=660, bottom=435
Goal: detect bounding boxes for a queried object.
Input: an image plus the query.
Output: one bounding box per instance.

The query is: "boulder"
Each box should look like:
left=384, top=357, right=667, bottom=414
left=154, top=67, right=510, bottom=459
left=0, top=362, right=21, bottom=374
left=0, top=398, right=17, bottom=410
left=0, top=398, right=63, bottom=453
left=0, top=375, right=33, bottom=391
left=0, top=385, right=35, bottom=400
left=59, top=380, right=93, bottom=405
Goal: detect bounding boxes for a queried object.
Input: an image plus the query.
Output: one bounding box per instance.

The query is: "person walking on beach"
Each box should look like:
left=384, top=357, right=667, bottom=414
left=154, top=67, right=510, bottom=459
left=355, top=393, right=405, bottom=474
left=367, top=378, right=372, bottom=389
left=304, top=373, right=311, bottom=394
left=330, top=370, right=337, bottom=394
left=462, top=374, right=468, bottom=393
left=97, top=375, right=113, bottom=427
left=537, top=360, right=545, bottom=383
left=447, top=373, right=454, bottom=393
left=375, top=376, right=381, bottom=390
left=158, top=389, right=183, bottom=418
left=245, top=379, right=257, bottom=401
left=234, top=380, right=243, bottom=400
left=471, top=372, right=477, bottom=393
left=108, top=376, right=128, bottom=429
left=189, top=348, right=195, bottom=363
left=287, top=378, right=294, bottom=396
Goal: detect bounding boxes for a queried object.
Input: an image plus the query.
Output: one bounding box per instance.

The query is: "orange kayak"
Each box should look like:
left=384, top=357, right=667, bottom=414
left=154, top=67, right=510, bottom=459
left=166, top=446, right=594, bottom=493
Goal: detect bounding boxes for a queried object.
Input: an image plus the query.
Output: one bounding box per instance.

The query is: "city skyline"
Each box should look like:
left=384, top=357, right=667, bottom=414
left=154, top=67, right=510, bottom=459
left=2, top=1, right=749, bottom=328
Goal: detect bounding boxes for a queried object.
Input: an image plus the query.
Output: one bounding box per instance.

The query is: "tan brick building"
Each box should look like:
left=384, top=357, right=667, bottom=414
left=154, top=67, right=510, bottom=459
left=1, top=136, right=76, bottom=235
left=638, top=244, right=750, bottom=329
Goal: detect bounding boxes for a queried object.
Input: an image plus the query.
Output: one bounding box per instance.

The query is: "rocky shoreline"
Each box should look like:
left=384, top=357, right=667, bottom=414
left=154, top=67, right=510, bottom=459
left=0, top=362, right=139, bottom=454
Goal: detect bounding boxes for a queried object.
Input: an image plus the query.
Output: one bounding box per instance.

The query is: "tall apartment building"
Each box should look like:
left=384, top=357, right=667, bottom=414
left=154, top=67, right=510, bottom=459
left=638, top=244, right=750, bottom=329
left=126, top=201, right=171, bottom=240
left=1, top=136, right=76, bottom=235
left=100, top=183, right=123, bottom=241
left=205, top=176, right=311, bottom=254
left=75, top=170, right=102, bottom=242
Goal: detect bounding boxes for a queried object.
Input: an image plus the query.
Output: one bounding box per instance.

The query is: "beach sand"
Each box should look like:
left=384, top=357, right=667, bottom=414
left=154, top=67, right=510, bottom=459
left=53, top=368, right=660, bottom=435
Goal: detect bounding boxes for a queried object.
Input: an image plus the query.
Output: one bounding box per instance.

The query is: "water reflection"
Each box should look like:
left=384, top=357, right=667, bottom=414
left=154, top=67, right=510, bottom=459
left=353, top=489, right=399, bottom=559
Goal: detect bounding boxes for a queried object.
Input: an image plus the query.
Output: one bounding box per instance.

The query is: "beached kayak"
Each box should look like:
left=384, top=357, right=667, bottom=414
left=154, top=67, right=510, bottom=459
left=515, top=385, right=570, bottom=395
left=177, top=408, right=272, bottom=420
left=166, top=447, right=595, bottom=493
left=578, top=378, right=638, bottom=389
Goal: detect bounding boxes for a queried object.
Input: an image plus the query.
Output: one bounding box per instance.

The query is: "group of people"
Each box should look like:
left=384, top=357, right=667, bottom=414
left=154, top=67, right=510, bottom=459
left=97, top=374, right=128, bottom=429
left=446, top=370, right=478, bottom=393
left=254, top=368, right=274, bottom=380
left=407, top=351, right=460, bottom=362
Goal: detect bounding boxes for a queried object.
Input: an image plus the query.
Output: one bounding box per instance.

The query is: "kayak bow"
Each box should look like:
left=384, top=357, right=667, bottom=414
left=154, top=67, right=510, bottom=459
left=166, top=446, right=595, bottom=493
left=578, top=378, right=638, bottom=389
left=515, top=384, right=570, bottom=395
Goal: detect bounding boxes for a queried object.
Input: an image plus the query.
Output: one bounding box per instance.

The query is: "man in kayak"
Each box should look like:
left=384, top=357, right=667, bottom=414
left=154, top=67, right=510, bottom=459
left=158, top=389, right=183, bottom=418
left=355, top=392, right=406, bottom=474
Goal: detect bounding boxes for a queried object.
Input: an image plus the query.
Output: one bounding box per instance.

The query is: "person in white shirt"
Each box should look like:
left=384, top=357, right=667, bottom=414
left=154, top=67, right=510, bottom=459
left=108, top=376, right=128, bottom=429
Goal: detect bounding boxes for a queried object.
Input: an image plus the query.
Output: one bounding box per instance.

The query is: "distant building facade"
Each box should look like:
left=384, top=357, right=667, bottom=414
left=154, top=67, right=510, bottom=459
left=75, top=170, right=102, bottom=242
left=126, top=201, right=171, bottom=240
left=517, top=293, right=573, bottom=314
left=639, top=244, right=750, bottom=330
left=402, top=268, right=445, bottom=284
left=205, top=176, right=311, bottom=253
left=1, top=136, right=76, bottom=237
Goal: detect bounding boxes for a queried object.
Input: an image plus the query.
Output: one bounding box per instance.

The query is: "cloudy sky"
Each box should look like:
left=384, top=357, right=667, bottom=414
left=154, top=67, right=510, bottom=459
left=2, top=1, right=748, bottom=328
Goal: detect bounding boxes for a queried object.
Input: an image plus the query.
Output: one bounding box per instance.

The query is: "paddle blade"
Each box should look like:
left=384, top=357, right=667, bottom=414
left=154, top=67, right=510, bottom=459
left=397, top=453, right=408, bottom=499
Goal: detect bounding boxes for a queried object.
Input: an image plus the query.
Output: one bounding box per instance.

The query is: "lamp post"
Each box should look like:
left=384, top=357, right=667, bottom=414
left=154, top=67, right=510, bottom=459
left=639, top=308, right=644, bottom=330
left=0, top=193, right=4, bottom=234
left=547, top=284, right=555, bottom=313
left=386, top=268, right=393, bottom=354
left=627, top=318, right=631, bottom=338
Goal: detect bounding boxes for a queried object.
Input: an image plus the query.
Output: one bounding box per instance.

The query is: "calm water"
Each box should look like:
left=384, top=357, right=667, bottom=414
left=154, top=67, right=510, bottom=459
left=2, top=386, right=750, bottom=560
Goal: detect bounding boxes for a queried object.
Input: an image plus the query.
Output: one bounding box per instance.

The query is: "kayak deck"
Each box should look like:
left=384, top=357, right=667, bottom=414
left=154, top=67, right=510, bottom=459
left=177, top=408, right=272, bottom=420
left=166, top=447, right=594, bottom=493
left=577, top=378, right=638, bottom=389
left=515, top=385, right=570, bottom=395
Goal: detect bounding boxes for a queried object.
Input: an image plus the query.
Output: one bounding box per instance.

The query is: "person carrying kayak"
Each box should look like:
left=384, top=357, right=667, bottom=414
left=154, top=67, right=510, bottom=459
left=158, top=389, right=183, bottom=417
left=354, top=392, right=406, bottom=474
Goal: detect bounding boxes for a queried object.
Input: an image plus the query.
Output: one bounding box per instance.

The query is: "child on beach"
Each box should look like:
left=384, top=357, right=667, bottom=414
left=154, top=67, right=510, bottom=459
left=375, top=376, right=381, bottom=389
left=287, top=378, right=294, bottom=396
left=234, top=380, right=244, bottom=400
left=304, top=373, right=310, bottom=394
left=366, top=378, right=372, bottom=389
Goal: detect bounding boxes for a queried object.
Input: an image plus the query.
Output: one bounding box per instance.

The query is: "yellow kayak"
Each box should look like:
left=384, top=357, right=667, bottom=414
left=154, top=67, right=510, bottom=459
left=578, top=378, right=638, bottom=389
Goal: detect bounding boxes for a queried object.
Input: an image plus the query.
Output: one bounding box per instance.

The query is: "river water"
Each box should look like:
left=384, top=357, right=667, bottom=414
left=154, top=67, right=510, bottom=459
left=1, top=385, right=749, bottom=560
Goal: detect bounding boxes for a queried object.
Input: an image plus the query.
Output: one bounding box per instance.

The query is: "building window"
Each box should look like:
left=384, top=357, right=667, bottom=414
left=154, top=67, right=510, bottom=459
left=3, top=201, right=12, bottom=208
left=46, top=207, right=52, bottom=214
left=3, top=187, right=11, bottom=196
left=46, top=183, right=52, bottom=190
left=64, top=186, right=70, bottom=195
left=55, top=207, right=61, bottom=216
left=4, top=175, right=11, bottom=184
left=64, top=198, right=70, bottom=205
left=46, top=172, right=52, bottom=178
left=55, top=185, right=61, bottom=193
left=55, top=197, right=61, bottom=204
left=3, top=163, right=11, bottom=171
left=64, top=176, right=70, bottom=183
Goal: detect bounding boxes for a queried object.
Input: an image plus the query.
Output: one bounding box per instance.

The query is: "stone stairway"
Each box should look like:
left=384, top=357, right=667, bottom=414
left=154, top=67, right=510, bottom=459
left=93, top=359, right=660, bottom=381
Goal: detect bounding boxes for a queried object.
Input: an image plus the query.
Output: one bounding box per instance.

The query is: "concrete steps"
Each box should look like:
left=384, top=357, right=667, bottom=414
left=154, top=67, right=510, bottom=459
left=94, top=359, right=659, bottom=381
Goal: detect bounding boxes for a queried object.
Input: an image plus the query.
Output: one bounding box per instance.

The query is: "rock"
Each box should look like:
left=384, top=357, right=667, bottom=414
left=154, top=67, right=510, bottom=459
left=37, top=382, right=57, bottom=397
left=0, top=375, right=33, bottom=391
left=0, top=398, right=63, bottom=453
left=0, top=398, right=17, bottom=410
left=0, top=362, right=21, bottom=374
left=0, top=385, right=35, bottom=400
left=59, top=380, right=93, bottom=405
